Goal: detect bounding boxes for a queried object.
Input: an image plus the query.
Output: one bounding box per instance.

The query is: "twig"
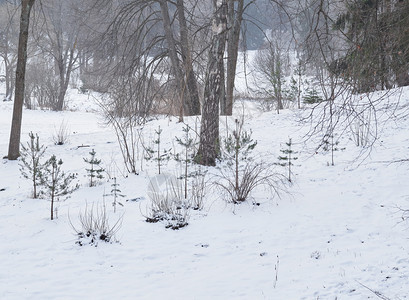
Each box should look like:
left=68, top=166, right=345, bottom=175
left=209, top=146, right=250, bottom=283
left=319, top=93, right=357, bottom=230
left=355, top=280, right=391, bottom=300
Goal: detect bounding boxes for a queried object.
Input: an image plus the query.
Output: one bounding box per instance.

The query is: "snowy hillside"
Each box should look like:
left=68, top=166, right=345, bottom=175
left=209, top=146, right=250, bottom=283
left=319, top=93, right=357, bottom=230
left=1, top=85, right=409, bottom=299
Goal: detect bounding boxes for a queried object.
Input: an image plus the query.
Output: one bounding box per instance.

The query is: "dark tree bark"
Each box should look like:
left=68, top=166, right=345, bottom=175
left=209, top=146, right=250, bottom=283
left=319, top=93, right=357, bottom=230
left=223, top=0, right=244, bottom=116
left=55, top=43, right=76, bottom=111
left=197, top=0, right=228, bottom=166
left=176, top=0, right=201, bottom=116
left=8, top=0, right=35, bottom=160
left=159, top=0, right=186, bottom=121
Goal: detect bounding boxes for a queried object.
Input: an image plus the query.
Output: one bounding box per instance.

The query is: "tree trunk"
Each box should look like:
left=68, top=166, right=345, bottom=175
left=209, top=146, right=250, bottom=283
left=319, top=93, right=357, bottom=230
left=159, top=0, right=185, bottom=121
left=223, top=0, right=244, bottom=116
left=5, top=57, right=12, bottom=100
left=8, top=0, right=35, bottom=160
left=55, top=46, right=75, bottom=111
left=197, top=0, right=227, bottom=166
left=176, top=0, right=201, bottom=116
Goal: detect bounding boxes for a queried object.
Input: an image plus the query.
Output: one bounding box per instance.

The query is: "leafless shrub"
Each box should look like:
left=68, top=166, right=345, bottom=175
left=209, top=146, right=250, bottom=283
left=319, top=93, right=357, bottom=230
left=252, top=31, right=293, bottom=113
left=53, top=120, right=70, bottom=145
left=95, top=94, right=147, bottom=175
left=349, top=105, right=376, bottom=148
left=145, top=174, right=190, bottom=229
left=217, top=117, right=286, bottom=204
left=70, top=202, right=123, bottom=246
left=189, top=169, right=208, bottom=210
left=80, top=71, right=111, bottom=94
left=215, top=162, right=286, bottom=204
left=25, top=60, right=60, bottom=110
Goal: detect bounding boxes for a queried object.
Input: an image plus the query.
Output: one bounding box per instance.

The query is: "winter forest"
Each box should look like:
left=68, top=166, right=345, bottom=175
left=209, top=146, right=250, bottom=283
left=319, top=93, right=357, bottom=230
left=1, top=0, right=409, bottom=298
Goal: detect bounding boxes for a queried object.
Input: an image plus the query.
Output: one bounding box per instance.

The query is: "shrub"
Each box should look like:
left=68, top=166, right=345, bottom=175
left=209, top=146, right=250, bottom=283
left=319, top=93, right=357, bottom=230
left=217, top=118, right=286, bottom=204
left=189, top=167, right=208, bottom=210
left=53, top=121, right=70, bottom=145
left=216, top=161, right=284, bottom=204
left=71, top=202, right=123, bottom=246
left=146, top=173, right=189, bottom=229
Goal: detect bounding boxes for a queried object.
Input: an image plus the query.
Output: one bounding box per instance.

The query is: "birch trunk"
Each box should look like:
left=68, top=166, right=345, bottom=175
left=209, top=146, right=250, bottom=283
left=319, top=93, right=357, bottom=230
left=197, top=0, right=227, bottom=166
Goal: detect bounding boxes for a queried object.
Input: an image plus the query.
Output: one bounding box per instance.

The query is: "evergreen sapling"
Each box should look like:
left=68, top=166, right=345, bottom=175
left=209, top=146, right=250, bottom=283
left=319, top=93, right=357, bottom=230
left=19, top=132, right=46, bottom=198
left=145, top=126, right=171, bottom=174
left=222, top=118, right=258, bottom=203
left=303, top=87, right=323, bottom=104
left=174, top=124, right=195, bottom=199
left=276, top=138, right=298, bottom=182
left=84, top=149, right=105, bottom=187
left=104, top=177, right=125, bottom=213
left=42, top=155, right=78, bottom=220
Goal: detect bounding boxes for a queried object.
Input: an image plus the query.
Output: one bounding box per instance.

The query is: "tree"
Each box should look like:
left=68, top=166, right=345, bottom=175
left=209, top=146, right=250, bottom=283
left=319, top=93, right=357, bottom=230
left=223, top=0, right=245, bottom=116
left=30, top=0, right=82, bottom=111
left=42, top=155, right=77, bottom=220
left=196, top=0, right=228, bottom=166
left=0, top=2, right=19, bottom=101
left=88, top=0, right=202, bottom=119
left=19, top=132, right=46, bottom=198
left=8, top=0, right=36, bottom=160
left=254, top=38, right=287, bottom=113
left=176, top=0, right=201, bottom=116
left=174, top=124, right=195, bottom=199
left=84, top=149, right=104, bottom=187
left=333, top=0, right=409, bottom=92
left=104, top=177, right=125, bottom=213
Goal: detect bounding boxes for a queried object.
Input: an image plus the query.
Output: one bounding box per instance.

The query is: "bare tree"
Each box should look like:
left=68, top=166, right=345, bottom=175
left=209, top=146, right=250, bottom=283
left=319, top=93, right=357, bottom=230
left=8, top=0, right=36, bottom=160
left=29, top=0, right=83, bottom=111
left=89, top=0, right=203, bottom=119
left=0, top=2, right=19, bottom=101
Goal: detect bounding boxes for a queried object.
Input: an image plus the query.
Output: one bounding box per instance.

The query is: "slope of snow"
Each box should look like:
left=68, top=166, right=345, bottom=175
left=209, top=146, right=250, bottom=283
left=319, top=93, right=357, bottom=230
left=1, top=85, right=409, bottom=299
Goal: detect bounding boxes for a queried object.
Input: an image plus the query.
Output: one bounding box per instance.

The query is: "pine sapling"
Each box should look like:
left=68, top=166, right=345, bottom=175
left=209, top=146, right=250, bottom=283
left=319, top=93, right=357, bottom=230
left=276, top=138, right=298, bottom=182
left=84, top=149, right=105, bottom=187
left=145, top=126, right=171, bottom=174
left=19, top=132, right=47, bottom=198
left=42, top=155, right=78, bottom=220
left=104, top=177, right=125, bottom=213
left=225, top=119, right=257, bottom=198
left=303, top=87, right=323, bottom=104
left=222, top=118, right=258, bottom=203
left=174, top=124, right=195, bottom=199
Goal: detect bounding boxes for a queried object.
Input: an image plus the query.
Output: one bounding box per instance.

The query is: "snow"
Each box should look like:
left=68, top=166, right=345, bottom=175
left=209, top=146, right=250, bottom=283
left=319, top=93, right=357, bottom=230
left=1, top=82, right=409, bottom=299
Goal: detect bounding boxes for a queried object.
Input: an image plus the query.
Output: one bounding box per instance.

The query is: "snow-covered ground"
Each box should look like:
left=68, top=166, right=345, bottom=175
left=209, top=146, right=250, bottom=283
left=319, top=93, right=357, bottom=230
left=1, top=82, right=409, bottom=299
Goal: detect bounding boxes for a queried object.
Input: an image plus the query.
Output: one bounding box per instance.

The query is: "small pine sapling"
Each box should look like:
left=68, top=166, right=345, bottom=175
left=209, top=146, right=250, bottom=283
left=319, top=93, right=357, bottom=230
left=19, top=132, right=47, bottom=198
left=320, top=132, right=345, bottom=166
left=276, top=138, right=298, bottom=182
left=225, top=118, right=257, bottom=194
left=303, top=87, right=323, bottom=104
left=145, top=126, right=171, bottom=174
left=105, top=177, right=125, bottom=213
left=222, top=118, right=258, bottom=203
left=42, top=155, right=78, bottom=220
left=84, top=149, right=105, bottom=187
left=174, top=124, right=195, bottom=199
